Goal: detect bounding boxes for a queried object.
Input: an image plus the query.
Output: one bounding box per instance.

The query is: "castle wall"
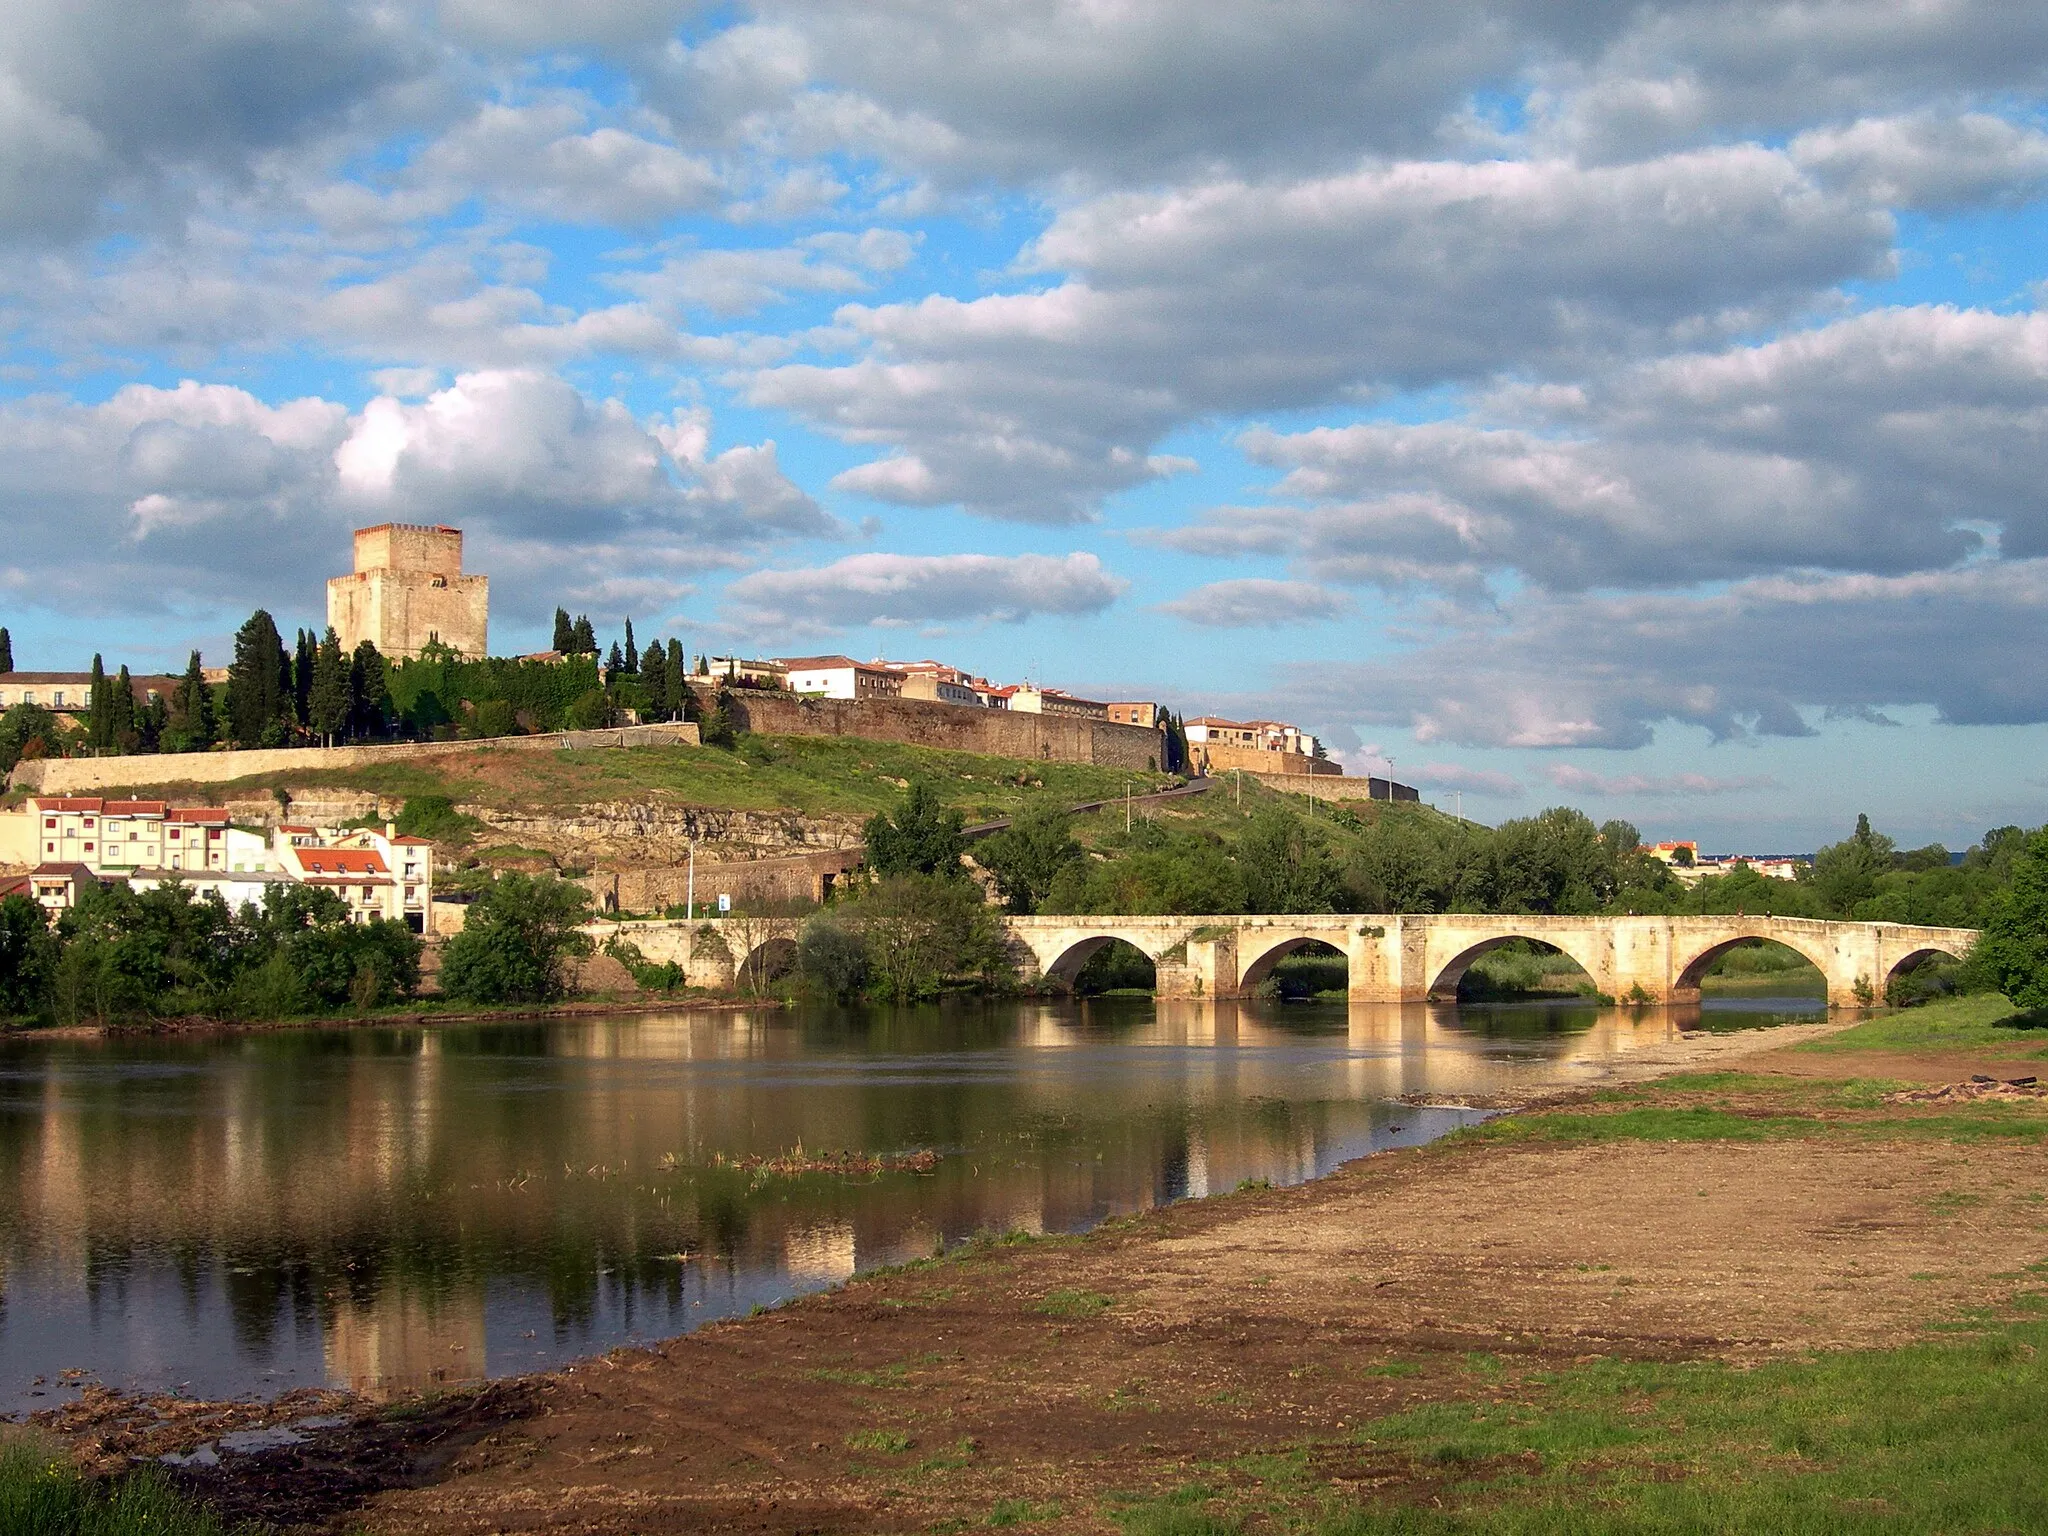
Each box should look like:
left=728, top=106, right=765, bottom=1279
left=8, top=723, right=700, bottom=795
left=332, top=523, right=487, bottom=659
left=354, top=524, right=465, bottom=578
left=697, top=685, right=1166, bottom=771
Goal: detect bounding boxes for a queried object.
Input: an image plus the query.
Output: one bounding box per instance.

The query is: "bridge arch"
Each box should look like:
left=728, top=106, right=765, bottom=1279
left=1040, top=932, right=1164, bottom=989
left=1883, top=944, right=1968, bottom=1000
left=1672, top=932, right=1832, bottom=999
left=737, top=935, right=800, bottom=992
left=1427, top=933, right=1606, bottom=1001
left=1238, top=933, right=1347, bottom=992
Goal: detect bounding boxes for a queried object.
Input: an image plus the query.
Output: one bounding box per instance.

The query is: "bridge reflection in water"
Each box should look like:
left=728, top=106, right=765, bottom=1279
left=0, top=997, right=1808, bottom=1409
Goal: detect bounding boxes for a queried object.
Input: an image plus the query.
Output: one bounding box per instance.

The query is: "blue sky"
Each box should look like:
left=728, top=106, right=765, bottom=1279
left=3, top=0, right=2047, bottom=852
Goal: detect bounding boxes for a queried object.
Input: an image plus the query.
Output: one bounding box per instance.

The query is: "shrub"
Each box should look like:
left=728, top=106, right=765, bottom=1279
left=439, top=872, right=593, bottom=1004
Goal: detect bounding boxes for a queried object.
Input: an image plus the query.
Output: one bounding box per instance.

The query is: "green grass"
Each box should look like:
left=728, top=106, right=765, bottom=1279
left=844, top=1428, right=914, bottom=1454
left=1035, top=1287, right=1116, bottom=1318
left=76, top=734, right=1176, bottom=826
left=1799, top=992, right=2048, bottom=1054
left=1459, top=1106, right=1824, bottom=1145
left=1300, top=1309, right=2048, bottom=1533
left=0, top=1444, right=234, bottom=1536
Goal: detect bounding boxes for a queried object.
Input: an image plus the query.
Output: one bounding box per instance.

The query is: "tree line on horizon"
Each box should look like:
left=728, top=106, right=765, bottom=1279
left=0, top=608, right=730, bottom=771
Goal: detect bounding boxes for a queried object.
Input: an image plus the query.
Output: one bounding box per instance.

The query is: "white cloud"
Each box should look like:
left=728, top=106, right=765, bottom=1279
left=1157, top=579, right=1349, bottom=628
left=1791, top=112, right=2048, bottom=212
left=1154, top=306, right=2048, bottom=596
left=723, top=551, right=1127, bottom=631
left=1543, top=765, right=1777, bottom=797
left=1282, top=559, right=2048, bottom=751
left=0, top=372, right=832, bottom=625
left=752, top=146, right=1885, bottom=522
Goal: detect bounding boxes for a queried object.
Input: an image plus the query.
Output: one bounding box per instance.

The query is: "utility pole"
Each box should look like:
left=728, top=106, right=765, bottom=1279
left=687, top=840, right=696, bottom=921
left=1125, top=781, right=1132, bottom=833
left=1234, top=769, right=1241, bottom=807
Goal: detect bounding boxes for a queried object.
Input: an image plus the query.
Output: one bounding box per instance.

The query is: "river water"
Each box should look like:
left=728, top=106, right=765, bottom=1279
left=0, top=993, right=1821, bottom=1414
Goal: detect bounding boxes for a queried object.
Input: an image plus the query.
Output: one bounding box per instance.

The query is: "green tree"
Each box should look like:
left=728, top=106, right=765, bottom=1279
left=83, top=654, right=114, bottom=751
left=622, top=618, right=638, bottom=673
left=1809, top=813, right=1896, bottom=915
left=570, top=614, right=597, bottom=654
left=974, top=801, right=1082, bottom=914
left=1044, top=822, right=1249, bottom=915
left=226, top=610, right=292, bottom=748
left=244, top=884, right=420, bottom=1011
left=308, top=628, right=350, bottom=744
left=552, top=608, right=575, bottom=652
left=0, top=893, right=58, bottom=1017
left=165, top=651, right=215, bottom=752
left=0, top=703, right=62, bottom=774
left=349, top=640, right=391, bottom=740
left=439, top=873, right=593, bottom=1004
left=292, top=628, right=315, bottom=725
left=1239, top=806, right=1342, bottom=914
left=109, top=665, right=138, bottom=751
left=1969, top=828, right=2048, bottom=1011
left=834, top=873, right=1006, bottom=1001
left=671, top=640, right=697, bottom=719
left=564, top=688, right=614, bottom=730
left=640, top=640, right=672, bottom=720
left=0, top=626, right=12, bottom=672
left=606, top=640, right=624, bottom=672
left=865, top=780, right=966, bottom=878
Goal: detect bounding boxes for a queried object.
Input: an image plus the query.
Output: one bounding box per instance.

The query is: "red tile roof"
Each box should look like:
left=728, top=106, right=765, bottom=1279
left=390, top=835, right=434, bottom=846
left=102, top=800, right=169, bottom=817
left=294, top=849, right=390, bottom=876
left=167, top=808, right=230, bottom=824
left=33, top=797, right=105, bottom=813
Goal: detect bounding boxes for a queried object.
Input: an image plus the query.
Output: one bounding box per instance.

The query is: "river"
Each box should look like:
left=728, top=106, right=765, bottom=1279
left=0, top=993, right=1821, bottom=1414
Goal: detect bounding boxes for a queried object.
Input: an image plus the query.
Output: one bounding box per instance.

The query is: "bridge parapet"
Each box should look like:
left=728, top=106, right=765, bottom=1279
left=1002, top=913, right=1976, bottom=1008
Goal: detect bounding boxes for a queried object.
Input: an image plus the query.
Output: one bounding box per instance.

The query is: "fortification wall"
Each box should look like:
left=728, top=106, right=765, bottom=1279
left=699, top=686, right=1165, bottom=771
left=1247, top=771, right=1420, bottom=803
left=1197, top=744, right=1340, bottom=777
left=582, top=847, right=863, bottom=915
left=8, top=723, right=701, bottom=795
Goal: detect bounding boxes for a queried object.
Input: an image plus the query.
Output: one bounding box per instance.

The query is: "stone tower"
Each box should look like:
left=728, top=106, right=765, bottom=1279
left=327, top=524, right=489, bottom=660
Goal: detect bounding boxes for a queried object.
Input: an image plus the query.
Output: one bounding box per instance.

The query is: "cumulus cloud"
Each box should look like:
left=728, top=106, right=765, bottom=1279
left=753, top=146, right=1884, bottom=522
left=1282, top=559, right=2048, bottom=751
left=614, top=228, right=917, bottom=317
left=722, top=551, right=1127, bottom=631
left=1156, top=579, right=1349, bottom=627
left=0, top=371, right=832, bottom=623
left=1157, top=306, right=2048, bottom=596
left=0, top=0, right=419, bottom=244
left=1543, top=765, right=1777, bottom=797
left=1790, top=112, right=2048, bottom=211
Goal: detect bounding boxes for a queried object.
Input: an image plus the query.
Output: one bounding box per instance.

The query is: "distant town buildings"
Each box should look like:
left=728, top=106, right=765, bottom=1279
left=780, top=656, right=905, bottom=700
left=1183, top=716, right=1334, bottom=777
left=0, top=673, right=185, bottom=715
left=0, top=798, right=434, bottom=927
left=328, top=523, right=488, bottom=660
left=1644, top=840, right=1808, bottom=884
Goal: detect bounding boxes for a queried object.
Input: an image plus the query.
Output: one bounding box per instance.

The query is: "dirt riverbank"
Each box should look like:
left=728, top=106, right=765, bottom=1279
left=40, top=1006, right=2048, bottom=1533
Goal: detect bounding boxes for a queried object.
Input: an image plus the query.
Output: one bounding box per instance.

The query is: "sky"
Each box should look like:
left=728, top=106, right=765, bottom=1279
left=2, top=0, right=2046, bottom=853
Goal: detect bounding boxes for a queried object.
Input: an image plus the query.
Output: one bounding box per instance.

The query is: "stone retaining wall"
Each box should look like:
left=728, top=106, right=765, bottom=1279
left=7, top=723, right=701, bottom=795
left=699, top=686, right=1164, bottom=771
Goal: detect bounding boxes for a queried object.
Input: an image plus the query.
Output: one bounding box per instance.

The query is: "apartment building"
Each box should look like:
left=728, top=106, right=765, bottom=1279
left=1107, top=702, right=1163, bottom=728
left=0, top=673, right=184, bottom=714
left=706, top=656, right=789, bottom=688
left=1008, top=685, right=1109, bottom=719
left=9, top=798, right=264, bottom=874
left=274, top=824, right=435, bottom=929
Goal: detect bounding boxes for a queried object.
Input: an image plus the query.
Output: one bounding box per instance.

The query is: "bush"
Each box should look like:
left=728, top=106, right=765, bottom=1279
left=564, top=688, right=615, bottom=730
left=1970, top=828, right=2048, bottom=1010
left=468, top=698, right=517, bottom=738
left=0, top=894, right=59, bottom=1018
left=864, top=780, right=967, bottom=879
left=439, top=872, right=593, bottom=1004
left=827, top=873, right=1007, bottom=1002
left=797, top=913, right=870, bottom=1000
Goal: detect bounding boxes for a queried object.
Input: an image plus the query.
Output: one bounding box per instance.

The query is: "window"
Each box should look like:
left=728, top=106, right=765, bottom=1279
left=43, top=818, right=53, bottom=829
left=168, top=829, right=179, bottom=840
left=82, top=818, right=94, bottom=829
left=44, top=843, right=53, bottom=855
left=83, top=842, right=93, bottom=853
left=51, top=692, right=64, bottom=707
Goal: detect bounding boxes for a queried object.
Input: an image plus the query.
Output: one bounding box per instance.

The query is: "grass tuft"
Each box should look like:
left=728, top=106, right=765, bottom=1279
left=0, top=1444, right=235, bottom=1536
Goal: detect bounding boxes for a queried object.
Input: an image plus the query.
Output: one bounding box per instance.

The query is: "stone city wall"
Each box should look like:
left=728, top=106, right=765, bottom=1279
left=8, top=723, right=701, bottom=796
left=581, top=847, right=864, bottom=915
left=697, top=685, right=1165, bottom=771
left=1246, top=772, right=1420, bottom=803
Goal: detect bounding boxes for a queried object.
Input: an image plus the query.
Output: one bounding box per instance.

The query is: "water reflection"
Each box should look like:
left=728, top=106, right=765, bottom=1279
left=0, top=996, right=1816, bottom=1410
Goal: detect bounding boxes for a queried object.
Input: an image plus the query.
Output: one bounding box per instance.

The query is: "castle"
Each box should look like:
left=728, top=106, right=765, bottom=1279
left=327, top=524, right=489, bottom=660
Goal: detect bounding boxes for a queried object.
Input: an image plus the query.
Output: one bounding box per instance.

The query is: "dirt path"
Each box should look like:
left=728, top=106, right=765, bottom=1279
left=49, top=1018, right=2048, bottom=1533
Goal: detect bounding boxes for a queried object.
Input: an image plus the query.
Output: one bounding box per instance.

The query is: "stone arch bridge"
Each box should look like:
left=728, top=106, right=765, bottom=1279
left=1002, top=913, right=1976, bottom=1007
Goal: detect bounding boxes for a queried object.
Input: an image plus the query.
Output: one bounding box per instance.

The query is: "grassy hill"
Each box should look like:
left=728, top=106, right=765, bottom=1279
left=37, top=733, right=1180, bottom=826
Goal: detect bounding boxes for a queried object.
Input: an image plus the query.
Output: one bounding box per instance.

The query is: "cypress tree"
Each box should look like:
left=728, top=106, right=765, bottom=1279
left=0, top=627, right=12, bottom=673
left=139, top=692, right=167, bottom=753
left=309, top=627, right=350, bottom=745
left=623, top=619, right=638, bottom=673
left=293, top=629, right=315, bottom=724
left=349, top=640, right=390, bottom=740
left=227, top=610, right=289, bottom=748
left=110, top=665, right=137, bottom=751
left=570, top=614, right=597, bottom=654
left=606, top=640, right=624, bottom=673
left=172, top=651, right=215, bottom=750
left=641, top=641, right=671, bottom=721
left=85, top=654, right=112, bottom=751
left=552, top=608, right=574, bottom=653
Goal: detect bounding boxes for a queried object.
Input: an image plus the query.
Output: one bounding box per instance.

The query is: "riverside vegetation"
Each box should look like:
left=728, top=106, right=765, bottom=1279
left=7, top=768, right=2048, bottom=1022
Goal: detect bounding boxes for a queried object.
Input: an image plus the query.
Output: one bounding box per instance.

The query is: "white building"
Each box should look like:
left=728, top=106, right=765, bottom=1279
left=274, top=824, right=435, bottom=930
left=778, top=655, right=904, bottom=701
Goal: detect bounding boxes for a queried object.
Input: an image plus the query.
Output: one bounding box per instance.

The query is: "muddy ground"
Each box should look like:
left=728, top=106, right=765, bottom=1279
left=38, top=1019, right=2048, bottom=1533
